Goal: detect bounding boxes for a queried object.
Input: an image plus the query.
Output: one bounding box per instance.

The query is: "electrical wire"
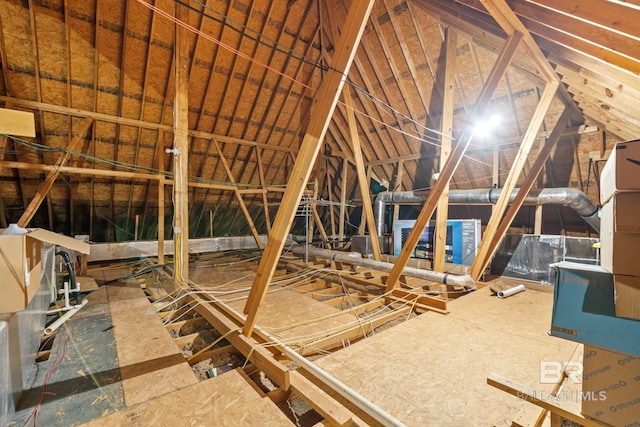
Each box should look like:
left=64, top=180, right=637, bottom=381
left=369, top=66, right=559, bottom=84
left=139, top=0, right=457, bottom=153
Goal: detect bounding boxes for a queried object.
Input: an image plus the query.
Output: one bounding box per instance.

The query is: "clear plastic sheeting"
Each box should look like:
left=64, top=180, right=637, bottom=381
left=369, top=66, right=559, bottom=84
left=491, top=234, right=599, bottom=284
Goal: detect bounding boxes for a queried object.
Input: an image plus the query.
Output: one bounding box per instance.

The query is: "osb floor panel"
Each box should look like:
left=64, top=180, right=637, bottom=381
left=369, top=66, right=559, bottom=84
left=313, top=286, right=581, bottom=426
left=226, top=289, right=360, bottom=343
left=106, top=285, right=198, bottom=407
left=191, top=264, right=362, bottom=345
left=79, top=368, right=294, bottom=427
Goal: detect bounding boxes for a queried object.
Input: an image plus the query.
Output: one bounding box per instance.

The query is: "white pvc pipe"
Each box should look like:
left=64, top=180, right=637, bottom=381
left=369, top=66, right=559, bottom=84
left=497, top=284, right=525, bottom=299
left=45, top=299, right=88, bottom=335
left=195, top=290, right=406, bottom=427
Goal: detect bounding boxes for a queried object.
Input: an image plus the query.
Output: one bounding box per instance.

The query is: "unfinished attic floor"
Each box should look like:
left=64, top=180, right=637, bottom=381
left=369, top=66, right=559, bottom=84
left=12, top=252, right=583, bottom=426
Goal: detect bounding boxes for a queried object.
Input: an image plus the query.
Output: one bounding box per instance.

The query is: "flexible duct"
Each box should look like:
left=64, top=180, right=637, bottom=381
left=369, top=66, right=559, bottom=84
left=374, top=187, right=600, bottom=235
left=291, top=245, right=476, bottom=289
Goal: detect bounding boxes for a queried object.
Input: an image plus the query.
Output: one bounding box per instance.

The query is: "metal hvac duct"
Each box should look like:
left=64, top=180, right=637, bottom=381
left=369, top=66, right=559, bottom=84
left=374, top=187, right=600, bottom=236
left=290, top=245, right=476, bottom=289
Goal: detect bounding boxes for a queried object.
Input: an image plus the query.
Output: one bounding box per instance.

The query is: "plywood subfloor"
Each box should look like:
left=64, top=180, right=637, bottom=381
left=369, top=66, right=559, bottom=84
left=314, top=285, right=581, bottom=426
left=226, top=289, right=360, bottom=343
left=106, top=285, right=198, bottom=407
left=79, top=368, right=295, bottom=427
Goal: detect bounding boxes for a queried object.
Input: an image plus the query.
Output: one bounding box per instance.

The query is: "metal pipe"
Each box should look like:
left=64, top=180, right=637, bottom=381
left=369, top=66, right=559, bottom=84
left=291, top=245, right=476, bottom=289
left=374, top=187, right=600, bottom=235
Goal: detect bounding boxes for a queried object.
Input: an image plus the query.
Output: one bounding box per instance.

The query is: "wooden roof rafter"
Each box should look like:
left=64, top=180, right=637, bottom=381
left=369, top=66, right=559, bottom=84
left=203, top=1, right=262, bottom=216
left=187, top=0, right=236, bottom=221
left=125, top=0, right=162, bottom=239
left=219, top=0, right=317, bottom=218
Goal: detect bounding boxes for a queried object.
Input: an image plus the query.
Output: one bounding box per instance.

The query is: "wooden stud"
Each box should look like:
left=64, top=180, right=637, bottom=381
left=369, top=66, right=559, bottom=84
left=487, top=373, right=606, bottom=427
left=256, top=148, right=272, bottom=233
left=242, top=0, right=376, bottom=338
left=158, top=179, right=165, bottom=265
left=343, top=87, right=381, bottom=260
left=338, top=158, right=348, bottom=242
left=534, top=204, right=543, bottom=235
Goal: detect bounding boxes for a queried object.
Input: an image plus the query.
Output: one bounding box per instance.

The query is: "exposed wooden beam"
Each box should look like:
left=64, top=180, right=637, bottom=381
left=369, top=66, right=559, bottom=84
left=433, top=27, right=457, bottom=273
left=469, top=80, right=560, bottom=280
left=343, top=87, right=381, bottom=260
left=0, top=96, right=293, bottom=154
left=17, top=117, right=93, bottom=227
left=0, top=161, right=227, bottom=190
left=158, top=179, right=165, bottom=265
left=173, top=1, right=190, bottom=284
left=242, top=0, right=375, bottom=337
left=255, top=148, right=272, bottom=234
left=338, top=158, right=348, bottom=241
left=385, top=30, right=523, bottom=291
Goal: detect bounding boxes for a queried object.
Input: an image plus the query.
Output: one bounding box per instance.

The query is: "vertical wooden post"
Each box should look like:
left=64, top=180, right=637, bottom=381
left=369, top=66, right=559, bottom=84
left=326, top=167, right=337, bottom=239
left=392, top=161, right=404, bottom=225
left=339, top=158, right=348, bottom=241
left=158, top=179, right=165, bottom=265
left=256, top=148, right=272, bottom=233
left=433, top=27, right=457, bottom=273
left=534, top=204, right=543, bottom=234
left=209, top=209, right=214, bottom=238
left=242, top=0, right=375, bottom=337
left=344, top=86, right=381, bottom=260
left=173, top=2, right=190, bottom=284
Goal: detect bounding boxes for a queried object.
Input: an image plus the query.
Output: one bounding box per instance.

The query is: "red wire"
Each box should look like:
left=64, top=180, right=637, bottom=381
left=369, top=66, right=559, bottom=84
left=133, top=0, right=448, bottom=149
left=22, top=331, right=70, bottom=427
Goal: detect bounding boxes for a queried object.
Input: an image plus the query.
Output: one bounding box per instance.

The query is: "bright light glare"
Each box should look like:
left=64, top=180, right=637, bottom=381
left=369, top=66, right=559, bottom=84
left=474, top=113, right=502, bottom=139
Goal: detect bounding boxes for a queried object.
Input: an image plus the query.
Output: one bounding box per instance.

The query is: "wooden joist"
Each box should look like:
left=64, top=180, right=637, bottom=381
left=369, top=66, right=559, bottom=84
left=487, top=373, right=607, bottom=427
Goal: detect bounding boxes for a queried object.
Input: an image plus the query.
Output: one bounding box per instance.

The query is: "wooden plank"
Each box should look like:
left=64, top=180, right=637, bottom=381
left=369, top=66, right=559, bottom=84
left=242, top=0, right=375, bottom=337
left=315, top=287, right=581, bottom=425
left=385, top=31, right=523, bottom=291
left=234, top=190, right=264, bottom=250
left=338, top=158, right=348, bottom=241
left=164, top=317, right=207, bottom=333
left=300, top=306, right=412, bottom=356
left=289, top=371, right=355, bottom=427
left=80, top=369, right=295, bottom=427
left=343, top=86, right=381, bottom=260
left=487, top=373, right=606, bottom=427
left=158, top=179, right=165, bottom=264
left=17, top=117, right=93, bottom=227
left=0, top=96, right=293, bottom=155
left=106, top=286, right=197, bottom=407
left=390, top=288, right=447, bottom=312
left=0, top=108, right=35, bottom=137
left=189, top=294, right=291, bottom=390
left=255, top=148, right=272, bottom=233
left=187, top=344, right=238, bottom=366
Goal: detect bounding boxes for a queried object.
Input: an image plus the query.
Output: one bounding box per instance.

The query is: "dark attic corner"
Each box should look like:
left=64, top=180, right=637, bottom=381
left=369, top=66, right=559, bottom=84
left=1, top=0, right=640, bottom=426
